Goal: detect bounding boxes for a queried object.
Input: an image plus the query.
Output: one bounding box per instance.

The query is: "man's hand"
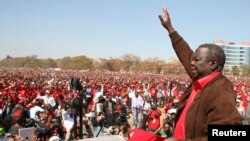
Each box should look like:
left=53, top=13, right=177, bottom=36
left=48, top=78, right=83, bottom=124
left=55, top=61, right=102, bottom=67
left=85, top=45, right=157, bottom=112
left=159, top=7, right=175, bottom=33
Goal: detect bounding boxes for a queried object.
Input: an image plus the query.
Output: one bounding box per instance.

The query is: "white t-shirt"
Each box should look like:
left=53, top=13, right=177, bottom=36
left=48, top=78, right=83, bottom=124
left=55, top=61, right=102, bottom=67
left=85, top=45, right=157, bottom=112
left=131, top=95, right=144, bottom=109
left=29, top=106, right=44, bottom=120
left=96, top=103, right=104, bottom=114
left=128, top=91, right=135, bottom=99
left=95, top=91, right=103, bottom=99
left=62, top=111, right=74, bottom=132
left=143, top=102, right=151, bottom=114
left=38, top=95, right=56, bottom=107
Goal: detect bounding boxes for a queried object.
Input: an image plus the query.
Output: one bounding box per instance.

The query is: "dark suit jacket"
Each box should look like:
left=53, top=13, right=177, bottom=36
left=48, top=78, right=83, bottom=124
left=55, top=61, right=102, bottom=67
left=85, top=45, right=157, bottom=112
left=169, top=31, right=243, bottom=141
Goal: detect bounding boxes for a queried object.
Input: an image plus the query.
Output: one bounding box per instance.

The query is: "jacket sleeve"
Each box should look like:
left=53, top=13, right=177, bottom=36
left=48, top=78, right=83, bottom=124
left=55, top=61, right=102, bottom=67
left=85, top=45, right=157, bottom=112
left=169, top=31, right=194, bottom=80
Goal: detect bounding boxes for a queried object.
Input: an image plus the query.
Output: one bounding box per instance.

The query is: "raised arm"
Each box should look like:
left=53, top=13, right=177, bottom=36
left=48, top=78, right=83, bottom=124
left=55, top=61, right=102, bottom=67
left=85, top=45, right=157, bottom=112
left=159, top=7, right=194, bottom=80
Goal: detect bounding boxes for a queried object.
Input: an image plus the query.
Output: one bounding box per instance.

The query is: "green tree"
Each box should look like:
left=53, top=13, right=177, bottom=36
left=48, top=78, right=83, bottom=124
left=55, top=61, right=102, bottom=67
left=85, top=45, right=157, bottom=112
left=240, top=65, right=250, bottom=77
left=94, top=58, right=109, bottom=71
left=58, top=57, right=72, bottom=69
left=69, top=56, right=93, bottom=70
left=121, top=54, right=140, bottom=72
left=41, top=58, right=57, bottom=68
left=22, top=55, right=41, bottom=68
left=107, top=58, right=123, bottom=72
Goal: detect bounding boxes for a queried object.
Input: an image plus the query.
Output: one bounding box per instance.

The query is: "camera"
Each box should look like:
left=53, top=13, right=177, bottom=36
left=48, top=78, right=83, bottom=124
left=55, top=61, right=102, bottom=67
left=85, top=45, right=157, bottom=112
left=67, top=97, right=83, bottom=109
left=25, top=118, right=36, bottom=127
left=116, top=113, right=128, bottom=124
left=25, top=119, right=50, bottom=138
left=98, top=96, right=106, bottom=103
left=85, top=93, right=92, bottom=103
left=82, top=120, right=90, bottom=129
left=50, top=119, right=60, bottom=128
left=109, top=126, right=117, bottom=135
left=165, top=116, right=174, bottom=127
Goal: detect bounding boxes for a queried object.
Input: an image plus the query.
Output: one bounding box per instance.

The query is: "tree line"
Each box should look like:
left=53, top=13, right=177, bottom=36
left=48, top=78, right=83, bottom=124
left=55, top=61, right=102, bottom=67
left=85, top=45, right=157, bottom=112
left=1, top=54, right=250, bottom=76
left=0, top=54, right=185, bottom=74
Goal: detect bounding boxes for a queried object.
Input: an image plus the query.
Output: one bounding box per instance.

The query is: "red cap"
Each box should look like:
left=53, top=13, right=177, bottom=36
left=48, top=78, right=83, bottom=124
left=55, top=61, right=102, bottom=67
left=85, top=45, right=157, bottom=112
left=136, top=88, right=144, bottom=93
left=128, top=129, right=166, bottom=141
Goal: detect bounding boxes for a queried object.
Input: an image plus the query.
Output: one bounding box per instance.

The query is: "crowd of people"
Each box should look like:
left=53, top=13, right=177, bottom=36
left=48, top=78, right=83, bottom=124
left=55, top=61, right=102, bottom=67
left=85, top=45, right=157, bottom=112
left=0, top=68, right=249, bottom=141
left=0, top=4, right=249, bottom=141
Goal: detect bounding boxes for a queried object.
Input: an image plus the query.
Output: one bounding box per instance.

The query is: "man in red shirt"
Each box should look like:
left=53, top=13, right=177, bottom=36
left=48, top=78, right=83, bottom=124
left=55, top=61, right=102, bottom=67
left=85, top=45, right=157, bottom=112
left=159, top=6, right=243, bottom=141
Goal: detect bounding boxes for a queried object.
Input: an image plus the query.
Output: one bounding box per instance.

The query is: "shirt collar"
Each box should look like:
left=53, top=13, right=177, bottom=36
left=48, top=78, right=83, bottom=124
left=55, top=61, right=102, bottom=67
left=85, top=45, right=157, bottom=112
left=194, top=71, right=221, bottom=90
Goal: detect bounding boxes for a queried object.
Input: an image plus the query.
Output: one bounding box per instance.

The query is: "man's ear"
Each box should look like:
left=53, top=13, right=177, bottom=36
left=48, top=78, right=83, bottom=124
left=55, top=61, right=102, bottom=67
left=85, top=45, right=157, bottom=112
left=210, top=60, right=219, bottom=70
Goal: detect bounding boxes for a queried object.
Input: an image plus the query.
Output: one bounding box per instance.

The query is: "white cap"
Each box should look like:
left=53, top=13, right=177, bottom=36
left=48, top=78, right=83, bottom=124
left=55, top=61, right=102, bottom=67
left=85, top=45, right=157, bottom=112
left=168, top=108, right=177, bottom=114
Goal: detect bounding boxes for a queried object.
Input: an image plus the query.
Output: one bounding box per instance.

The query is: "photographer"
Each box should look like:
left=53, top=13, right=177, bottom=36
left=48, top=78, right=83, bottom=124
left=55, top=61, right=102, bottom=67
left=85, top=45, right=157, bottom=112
left=62, top=107, right=74, bottom=141
left=81, top=116, right=92, bottom=138
left=29, top=99, right=44, bottom=120
left=165, top=109, right=176, bottom=130
left=92, top=85, right=105, bottom=114
left=115, top=104, right=130, bottom=127
left=32, top=119, right=51, bottom=141
left=113, top=98, right=123, bottom=124
left=96, top=96, right=105, bottom=114
left=89, top=111, right=107, bottom=137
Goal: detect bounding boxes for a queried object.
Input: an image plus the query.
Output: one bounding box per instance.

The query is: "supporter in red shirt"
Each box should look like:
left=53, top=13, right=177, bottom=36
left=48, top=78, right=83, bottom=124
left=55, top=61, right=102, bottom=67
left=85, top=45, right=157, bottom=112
left=241, top=90, right=249, bottom=111
left=147, top=105, right=161, bottom=132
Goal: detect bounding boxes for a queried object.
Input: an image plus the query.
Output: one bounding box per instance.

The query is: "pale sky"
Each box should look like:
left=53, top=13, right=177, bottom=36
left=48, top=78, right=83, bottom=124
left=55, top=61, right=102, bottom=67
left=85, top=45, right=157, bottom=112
left=0, top=0, right=249, bottom=60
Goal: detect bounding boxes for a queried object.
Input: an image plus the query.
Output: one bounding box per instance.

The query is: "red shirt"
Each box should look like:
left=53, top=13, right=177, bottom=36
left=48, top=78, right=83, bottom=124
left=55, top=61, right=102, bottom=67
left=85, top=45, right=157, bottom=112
left=148, top=109, right=162, bottom=130
left=174, top=72, right=221, bottom=140
left=241, top=93, right=248, bottom=111
left=150, top=88, right=156, bottom=97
